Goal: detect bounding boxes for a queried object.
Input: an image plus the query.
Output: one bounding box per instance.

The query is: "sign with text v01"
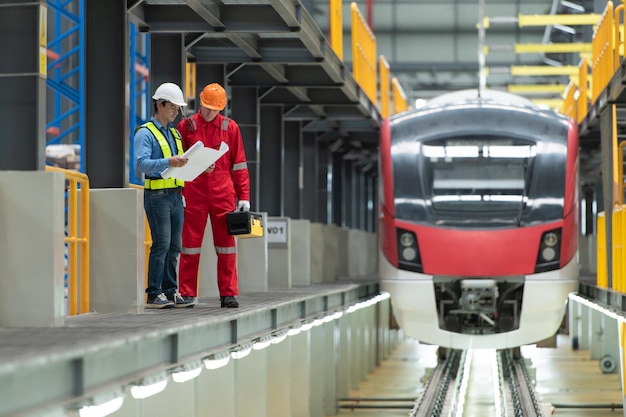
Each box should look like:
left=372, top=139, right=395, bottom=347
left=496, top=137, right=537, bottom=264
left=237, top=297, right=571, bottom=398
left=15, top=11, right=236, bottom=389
left=267, top=219, right=288, bottom=245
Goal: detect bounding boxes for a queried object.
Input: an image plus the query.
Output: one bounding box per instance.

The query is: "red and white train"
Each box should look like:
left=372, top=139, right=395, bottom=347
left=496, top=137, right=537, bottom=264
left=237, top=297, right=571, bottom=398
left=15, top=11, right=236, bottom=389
left=379, top=90, right=579, bottom=350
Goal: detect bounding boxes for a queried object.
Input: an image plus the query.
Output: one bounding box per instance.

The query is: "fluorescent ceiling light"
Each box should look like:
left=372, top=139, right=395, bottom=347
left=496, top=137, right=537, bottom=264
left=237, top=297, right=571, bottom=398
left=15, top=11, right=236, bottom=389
left=130, top=378, right=168, bottom=399
left=312, top=318, right=325, bottom=327
left=78, top=396, right=124, bottom=417
left=171, top=362, right=203, bottom=383
left=204, top=352, right=231, bottom=370
left=252, top=337, right=272, bottom=351
left=271, top=333, right=288, bottom=344
left=287, top=327, right=301, bottom=336
left=331, top=311, right=344, bottom=320
left=300, top=322, right=313, bottom=332
left=230, top=344, right=253, bottom=360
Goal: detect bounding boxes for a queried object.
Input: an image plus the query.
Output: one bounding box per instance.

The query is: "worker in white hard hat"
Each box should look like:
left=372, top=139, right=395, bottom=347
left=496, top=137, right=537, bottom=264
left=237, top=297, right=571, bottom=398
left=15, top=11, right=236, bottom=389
left=134, top=82, right=196, bottom=309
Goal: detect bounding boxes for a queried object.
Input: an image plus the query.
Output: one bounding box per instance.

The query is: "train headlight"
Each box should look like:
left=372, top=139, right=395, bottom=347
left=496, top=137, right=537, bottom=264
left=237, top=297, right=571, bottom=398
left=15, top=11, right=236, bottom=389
left=396, top=229, right=422, bottom=273
left=544, top=232, right=558, bottom=247
left=542, top=247, right=556, bottom=261
left=402, top=247, right=417, bottom=261
left=535, top=228, right=562, bottom=273
left=400, top=232, right=414, bottom=247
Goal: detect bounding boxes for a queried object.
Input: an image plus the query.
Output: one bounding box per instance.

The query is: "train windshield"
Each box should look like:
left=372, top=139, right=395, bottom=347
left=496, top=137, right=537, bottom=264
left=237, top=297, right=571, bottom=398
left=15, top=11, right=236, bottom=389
left=426, top=138, right=531, bottom=213
left=393, top=134, right=566, bottom=228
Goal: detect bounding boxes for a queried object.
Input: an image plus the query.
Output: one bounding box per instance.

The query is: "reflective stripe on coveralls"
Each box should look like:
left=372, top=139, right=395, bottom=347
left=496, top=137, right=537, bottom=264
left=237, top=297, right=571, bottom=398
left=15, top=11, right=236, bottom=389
left=215, top=246, right=236, bottom=254
left=140, top=122, right=184, bottom=190
left=181, top=247, right=201, bottom=255
left=180, top=242, right=237, bottom=255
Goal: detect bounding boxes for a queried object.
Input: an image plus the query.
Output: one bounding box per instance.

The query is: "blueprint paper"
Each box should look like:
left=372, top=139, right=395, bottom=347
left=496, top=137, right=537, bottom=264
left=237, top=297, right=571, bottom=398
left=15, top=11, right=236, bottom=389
left=161, top=141, right=229, bottom=181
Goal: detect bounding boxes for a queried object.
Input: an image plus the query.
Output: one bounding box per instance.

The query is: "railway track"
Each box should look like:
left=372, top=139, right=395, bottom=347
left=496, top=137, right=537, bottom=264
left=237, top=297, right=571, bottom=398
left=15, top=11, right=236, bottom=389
left=411, top=348, right=545, bottom=417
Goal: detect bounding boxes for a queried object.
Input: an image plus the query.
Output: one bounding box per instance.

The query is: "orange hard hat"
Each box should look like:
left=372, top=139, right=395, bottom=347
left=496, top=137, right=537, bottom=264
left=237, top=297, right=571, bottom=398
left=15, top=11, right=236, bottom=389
left=199, top=83, right=227, bottom=111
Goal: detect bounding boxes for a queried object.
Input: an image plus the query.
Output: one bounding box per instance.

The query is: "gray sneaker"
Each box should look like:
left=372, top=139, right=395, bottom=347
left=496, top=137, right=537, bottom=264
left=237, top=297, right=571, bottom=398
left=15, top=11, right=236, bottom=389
left=170, top=292, right=197, bottom=308
left=146, top=293, right=174, bottom=309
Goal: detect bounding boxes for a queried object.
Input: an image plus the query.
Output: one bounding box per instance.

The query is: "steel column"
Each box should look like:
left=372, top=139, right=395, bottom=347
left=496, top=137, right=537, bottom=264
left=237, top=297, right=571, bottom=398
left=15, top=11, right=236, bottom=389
left=84, top=0, right=127, bottom=187
left=149, top=34, right=184, bottom=96
left=332, top=151, right=344, bottom=226
left=231, top=86, right=260, bottom=211
left=259, top=105, right=283, bottom=216
left=284, top=120, right=301, bottom=219
left=301, top=131, right=317, bottom=221
left=0, top=1, right=47, bottom=170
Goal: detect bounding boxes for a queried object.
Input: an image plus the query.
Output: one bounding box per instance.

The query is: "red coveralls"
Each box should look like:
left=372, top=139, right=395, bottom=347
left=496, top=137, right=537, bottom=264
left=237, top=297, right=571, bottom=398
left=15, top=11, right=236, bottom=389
left=177, top=112, right=250, bottom=297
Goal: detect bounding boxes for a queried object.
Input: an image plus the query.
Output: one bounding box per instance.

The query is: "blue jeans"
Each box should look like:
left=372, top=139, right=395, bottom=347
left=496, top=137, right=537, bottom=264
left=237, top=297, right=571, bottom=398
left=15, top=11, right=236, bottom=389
left=144, top=188, right=183, bottom=298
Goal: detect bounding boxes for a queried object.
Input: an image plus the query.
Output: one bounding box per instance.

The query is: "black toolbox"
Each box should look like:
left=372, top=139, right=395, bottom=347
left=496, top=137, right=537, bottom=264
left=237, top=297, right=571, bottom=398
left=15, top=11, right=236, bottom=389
left=226, top=211, right=264, bottom=238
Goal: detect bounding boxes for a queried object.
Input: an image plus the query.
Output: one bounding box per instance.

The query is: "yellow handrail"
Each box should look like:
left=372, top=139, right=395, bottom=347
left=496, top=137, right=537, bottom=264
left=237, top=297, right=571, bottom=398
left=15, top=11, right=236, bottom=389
left=329, top=0, right=343, bottom=60
left=561, top=81, right=577, bottom=121
left=391, top=77, right=408, bottom=114
left=129, top=184, right=151, bottom=291
left=614, top=4, right=624, bottom=71
left=351, top=2, right=377, bottom=105
left=576, top=57, right=589, bottom=124
left=591, top=1, right=614, bottom=101
left=379, top=55, right=390, bottom=118
left=45, top=166, right=90, bottom=315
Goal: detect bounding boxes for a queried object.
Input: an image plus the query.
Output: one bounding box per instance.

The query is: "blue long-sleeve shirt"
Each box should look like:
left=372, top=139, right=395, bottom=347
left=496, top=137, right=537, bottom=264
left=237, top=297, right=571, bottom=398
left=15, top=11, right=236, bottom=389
left=134, top=117, right=179, bottom=179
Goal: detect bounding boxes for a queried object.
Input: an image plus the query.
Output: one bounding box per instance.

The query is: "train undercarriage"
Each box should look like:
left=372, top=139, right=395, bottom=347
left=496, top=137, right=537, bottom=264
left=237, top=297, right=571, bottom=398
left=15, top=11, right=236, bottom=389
left=434, top=277, right=525, bottom=335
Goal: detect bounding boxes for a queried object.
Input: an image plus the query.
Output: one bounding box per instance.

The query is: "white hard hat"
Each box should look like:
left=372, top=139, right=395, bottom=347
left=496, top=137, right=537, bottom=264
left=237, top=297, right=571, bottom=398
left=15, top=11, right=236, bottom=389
left=152, top=82, right=187, bottom=106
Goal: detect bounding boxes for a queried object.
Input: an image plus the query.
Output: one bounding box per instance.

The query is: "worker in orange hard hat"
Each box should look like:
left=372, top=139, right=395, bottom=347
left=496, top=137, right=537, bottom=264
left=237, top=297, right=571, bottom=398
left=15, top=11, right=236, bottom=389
left=199, top=82, right=228, bottom=110
left=177, top=83, right=250, bottom=308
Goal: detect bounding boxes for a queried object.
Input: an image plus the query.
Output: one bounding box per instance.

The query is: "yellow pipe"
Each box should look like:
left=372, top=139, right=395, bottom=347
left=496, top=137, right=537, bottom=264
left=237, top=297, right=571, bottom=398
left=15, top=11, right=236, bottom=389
left=507, top=84, right=566, bottom=94
left=597, top=212, right=607, bottom=289
left=514, top=43, right=592, bottom=54
left=185, top=62, right=196, bottom=100
left=619, top=141, right=626, bottom=206
left=530, top=98, right=563, bottom=108
left=130, top=184, right=152, bottom=294
left=510, top=65, right=579, bottom=76
left=613, top=105, right=620, bottom=207
left=518, top=13, right=601, bottom=27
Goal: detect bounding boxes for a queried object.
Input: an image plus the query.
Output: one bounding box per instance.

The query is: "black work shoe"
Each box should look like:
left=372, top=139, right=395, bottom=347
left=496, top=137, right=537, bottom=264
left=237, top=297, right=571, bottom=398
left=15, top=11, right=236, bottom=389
left=146, top=293, right=174, bottom=309
left=169, top=292, right=197, bottom=308
left=220, top=296, right=239, bottom=308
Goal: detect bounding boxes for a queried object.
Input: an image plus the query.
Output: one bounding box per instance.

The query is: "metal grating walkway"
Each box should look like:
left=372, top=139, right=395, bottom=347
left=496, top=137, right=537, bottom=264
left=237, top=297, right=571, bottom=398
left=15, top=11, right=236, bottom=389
left=0, top=278, right=380, bottom=417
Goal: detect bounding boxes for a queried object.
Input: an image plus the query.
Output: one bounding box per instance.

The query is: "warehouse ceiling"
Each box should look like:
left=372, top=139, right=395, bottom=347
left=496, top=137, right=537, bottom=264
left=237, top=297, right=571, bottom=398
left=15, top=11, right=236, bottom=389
left=128, top=0, right=604, bottom=165
left=128, top=0, right=381, bottom=145
left=305, top=0, right=598, bottom=105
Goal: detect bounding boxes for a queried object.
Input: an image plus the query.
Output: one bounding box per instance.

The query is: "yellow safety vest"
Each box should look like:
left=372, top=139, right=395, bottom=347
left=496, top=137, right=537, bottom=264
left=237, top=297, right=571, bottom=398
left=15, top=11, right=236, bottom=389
left=140, top=122, right=185, bottom=190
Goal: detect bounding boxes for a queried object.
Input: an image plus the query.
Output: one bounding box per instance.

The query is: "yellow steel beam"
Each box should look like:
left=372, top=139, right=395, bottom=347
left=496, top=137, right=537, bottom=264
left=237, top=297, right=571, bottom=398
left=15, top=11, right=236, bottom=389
left=518, top=13, right=601, bottom=27
left=514, top=43, right=592, bottom=54
left=507, top=84, right=567, bottom=94
left=510, top=65, right=579, bottom=76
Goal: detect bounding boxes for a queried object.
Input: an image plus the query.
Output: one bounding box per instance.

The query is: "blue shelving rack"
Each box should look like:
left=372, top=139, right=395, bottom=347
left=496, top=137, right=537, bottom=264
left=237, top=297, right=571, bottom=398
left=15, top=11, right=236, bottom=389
left=129, top=22, right=150, bottom=185
left=46, top=0, right=84, bottom=171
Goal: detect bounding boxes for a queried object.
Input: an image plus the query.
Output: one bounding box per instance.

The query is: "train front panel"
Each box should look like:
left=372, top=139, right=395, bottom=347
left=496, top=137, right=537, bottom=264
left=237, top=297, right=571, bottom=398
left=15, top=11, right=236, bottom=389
left=379, top=91, right=579, bottom=350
